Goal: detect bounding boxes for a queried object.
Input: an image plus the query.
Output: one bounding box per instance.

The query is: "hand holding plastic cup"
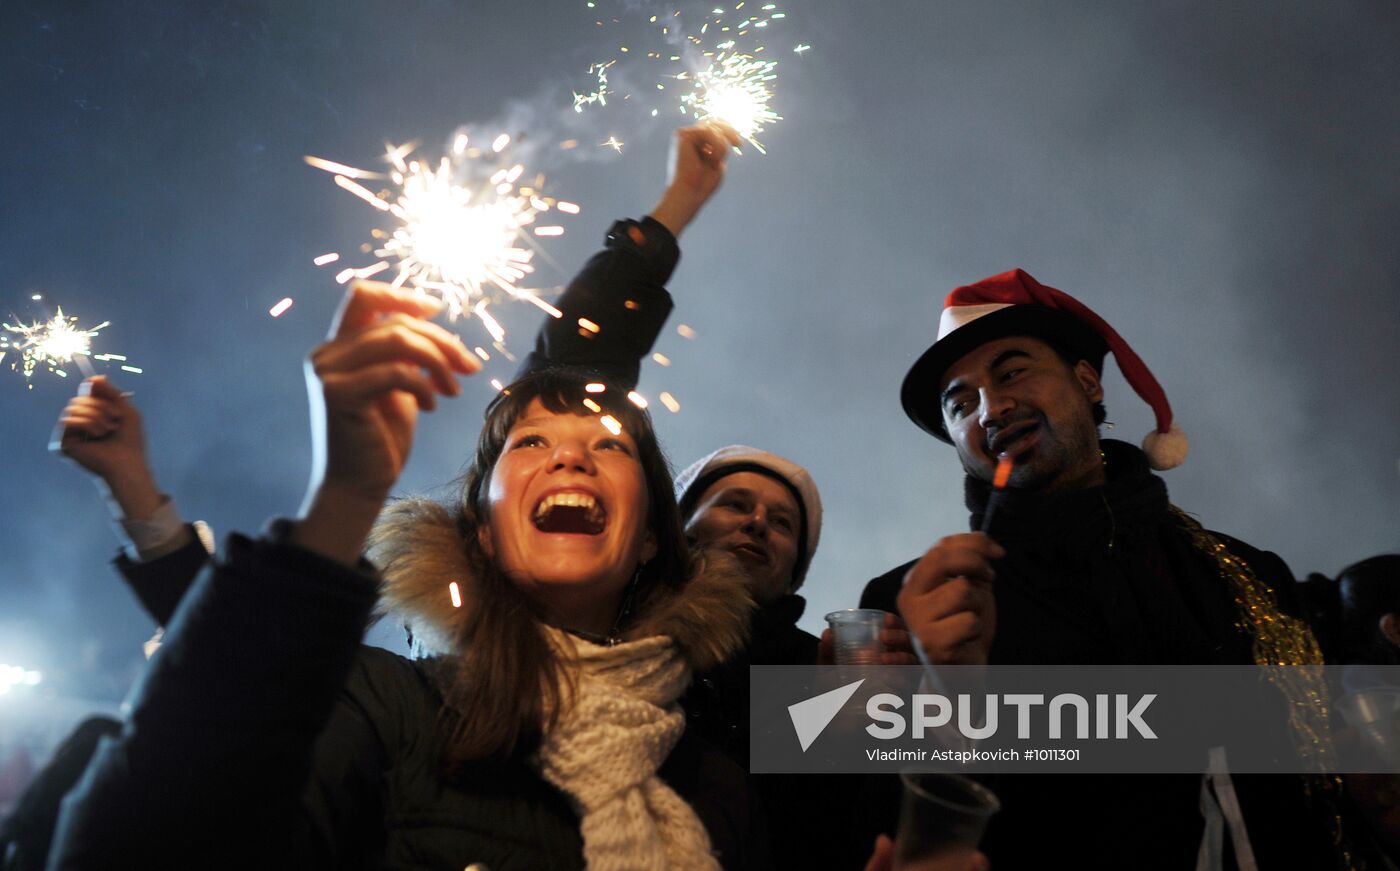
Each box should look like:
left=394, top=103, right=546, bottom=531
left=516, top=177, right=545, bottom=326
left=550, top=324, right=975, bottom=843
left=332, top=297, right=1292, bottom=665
left=825, top=608, right=886, bottom=665
left=894, top=772, right=999, bottom=867
left=1336, top=688, right=1400, bottom=766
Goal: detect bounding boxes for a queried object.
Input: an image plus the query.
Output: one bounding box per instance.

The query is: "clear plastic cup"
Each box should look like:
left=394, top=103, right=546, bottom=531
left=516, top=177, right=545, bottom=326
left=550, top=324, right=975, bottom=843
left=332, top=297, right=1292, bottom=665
left=1337, top=688, right=1400, bottom=765
left=824, top=608, right=886, bottom=665
left=895, top=772, right=1000, bottom=865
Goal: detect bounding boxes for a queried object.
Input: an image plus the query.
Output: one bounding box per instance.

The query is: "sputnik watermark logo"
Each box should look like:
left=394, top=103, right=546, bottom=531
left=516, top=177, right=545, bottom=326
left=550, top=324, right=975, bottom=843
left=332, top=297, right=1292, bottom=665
left=788, top=678, right=865, bottom=752
left=785, top=678, right=1157, bottom=753
left=756, top=665, right=1400, bottom=774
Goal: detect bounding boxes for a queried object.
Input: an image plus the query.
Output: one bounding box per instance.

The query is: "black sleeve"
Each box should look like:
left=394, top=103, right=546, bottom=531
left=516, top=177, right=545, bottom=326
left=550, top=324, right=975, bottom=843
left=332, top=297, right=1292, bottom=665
left=48, top=524, right=382, bottom=871
left=515, top=216, right=679, bottom=390
left=111, top=527, right=212, bottom=626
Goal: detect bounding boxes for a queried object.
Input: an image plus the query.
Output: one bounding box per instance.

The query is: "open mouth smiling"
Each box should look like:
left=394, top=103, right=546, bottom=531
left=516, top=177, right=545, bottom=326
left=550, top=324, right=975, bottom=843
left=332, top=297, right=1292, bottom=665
left=989, top=420, right=1041, bottom=458
left=532, top=491, right=607, bottom=535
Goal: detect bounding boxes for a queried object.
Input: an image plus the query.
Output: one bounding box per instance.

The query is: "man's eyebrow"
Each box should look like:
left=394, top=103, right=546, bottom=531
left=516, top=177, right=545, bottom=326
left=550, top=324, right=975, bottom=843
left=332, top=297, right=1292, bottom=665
left=940, top=378, right=969, bottom=408
left=989, top=348, right=1032, bottom=370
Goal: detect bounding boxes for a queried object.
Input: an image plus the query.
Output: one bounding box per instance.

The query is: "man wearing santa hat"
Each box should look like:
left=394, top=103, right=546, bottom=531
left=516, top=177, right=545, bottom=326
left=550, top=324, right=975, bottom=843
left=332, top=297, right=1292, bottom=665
left=860, top=269, right=1371, bottom=869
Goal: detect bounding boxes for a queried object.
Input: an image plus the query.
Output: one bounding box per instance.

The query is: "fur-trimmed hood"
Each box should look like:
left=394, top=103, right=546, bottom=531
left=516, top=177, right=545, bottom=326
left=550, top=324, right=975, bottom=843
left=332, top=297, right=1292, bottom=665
left=366, top=497, right=755, bottom=673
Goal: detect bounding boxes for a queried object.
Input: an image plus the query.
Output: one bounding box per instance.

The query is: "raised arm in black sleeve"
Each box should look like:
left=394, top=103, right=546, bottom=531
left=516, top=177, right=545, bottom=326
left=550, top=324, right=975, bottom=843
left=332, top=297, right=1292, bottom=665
left=515, top=216, right=679, bottom=390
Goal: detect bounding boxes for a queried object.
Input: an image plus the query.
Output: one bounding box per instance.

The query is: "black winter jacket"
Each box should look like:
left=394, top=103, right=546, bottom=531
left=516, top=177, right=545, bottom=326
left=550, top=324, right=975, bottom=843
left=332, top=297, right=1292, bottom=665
left=49, top=523, right=768, bottom=871
left=860, top=440, right=1354, bottom=870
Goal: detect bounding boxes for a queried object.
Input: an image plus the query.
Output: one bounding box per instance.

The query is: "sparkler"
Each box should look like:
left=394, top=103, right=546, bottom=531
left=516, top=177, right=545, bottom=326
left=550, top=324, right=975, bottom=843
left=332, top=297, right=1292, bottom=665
left=304, top=134, right=577, bottom=340
left=681, top=51, right=781, bottom=152
left=2, top=306, right=136, bottom=385
left=572, top=1, right=799, bottom=153
left=980, top=457, right=1015, bottom=534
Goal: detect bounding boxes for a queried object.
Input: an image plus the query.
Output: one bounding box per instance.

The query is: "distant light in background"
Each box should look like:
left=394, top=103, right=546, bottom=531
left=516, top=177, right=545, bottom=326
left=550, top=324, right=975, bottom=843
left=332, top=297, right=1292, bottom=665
left=627, top=390, right=648, bottom=408
left=0, top=663, right=42, bottom=697
left=599, top=414, right=622, bottom=435
left=677, top=324, right=696, bottom=338
left=312, top=252, right=340, bottom=266
left=659, top=392, right=681, bottom=413
left=585, top=382, right=607, bottom=393
left=651, top=352, right=671, bottom=366
left=269, top=297, right=294, bottom=318
left=448, top=581, right=462, bottom=608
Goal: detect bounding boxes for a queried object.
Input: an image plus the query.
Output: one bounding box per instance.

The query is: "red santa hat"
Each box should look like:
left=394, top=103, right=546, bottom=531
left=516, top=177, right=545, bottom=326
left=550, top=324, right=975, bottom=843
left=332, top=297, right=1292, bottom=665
left=900, top=268, right=1189, bottom=470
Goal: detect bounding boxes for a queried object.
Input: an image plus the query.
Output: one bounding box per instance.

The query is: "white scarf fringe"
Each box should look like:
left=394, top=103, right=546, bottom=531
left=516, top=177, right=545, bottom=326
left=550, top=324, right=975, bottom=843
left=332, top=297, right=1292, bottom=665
left=534, top=631, right=721, bottom=870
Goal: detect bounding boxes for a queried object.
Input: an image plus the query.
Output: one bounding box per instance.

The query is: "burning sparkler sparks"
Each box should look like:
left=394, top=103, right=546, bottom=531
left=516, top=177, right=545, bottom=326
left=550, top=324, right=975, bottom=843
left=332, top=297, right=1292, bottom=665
left=681, top=52, right=781, bottom=152
left=572, top=1, right=797, bottom=153
left=2, top=306, right=133, bottom=386
left=304, top=135, right=579, bottom=340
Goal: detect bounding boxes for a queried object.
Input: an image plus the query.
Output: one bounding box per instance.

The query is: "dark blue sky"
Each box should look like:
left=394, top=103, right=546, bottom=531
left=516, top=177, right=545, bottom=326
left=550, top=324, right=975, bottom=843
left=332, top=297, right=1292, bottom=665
left=2, top=1, right=1397, bottom=703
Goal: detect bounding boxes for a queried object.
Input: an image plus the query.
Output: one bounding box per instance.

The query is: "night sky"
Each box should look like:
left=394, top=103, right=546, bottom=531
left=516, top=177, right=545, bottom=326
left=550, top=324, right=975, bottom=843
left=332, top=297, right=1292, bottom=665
left=2, top=1, right=1397, bottom=711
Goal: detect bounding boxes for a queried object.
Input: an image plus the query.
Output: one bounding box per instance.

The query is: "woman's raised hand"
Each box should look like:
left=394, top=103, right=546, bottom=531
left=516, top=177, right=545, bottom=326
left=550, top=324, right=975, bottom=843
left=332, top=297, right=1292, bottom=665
left=293, top=280, right=480, bottom=564
left=649, top=121, right=743, bottom=238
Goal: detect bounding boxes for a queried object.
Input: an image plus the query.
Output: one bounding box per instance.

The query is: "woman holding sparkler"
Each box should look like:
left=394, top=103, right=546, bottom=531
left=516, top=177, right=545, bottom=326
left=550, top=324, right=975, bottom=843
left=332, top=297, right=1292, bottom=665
left=48, top=282, right=768, bottom=870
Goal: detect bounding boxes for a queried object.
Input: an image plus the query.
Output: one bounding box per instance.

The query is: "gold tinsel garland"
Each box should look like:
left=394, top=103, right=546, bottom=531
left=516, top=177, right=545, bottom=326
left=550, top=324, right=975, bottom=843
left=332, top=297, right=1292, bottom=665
left=1172, top=507, right=1362, bottom=869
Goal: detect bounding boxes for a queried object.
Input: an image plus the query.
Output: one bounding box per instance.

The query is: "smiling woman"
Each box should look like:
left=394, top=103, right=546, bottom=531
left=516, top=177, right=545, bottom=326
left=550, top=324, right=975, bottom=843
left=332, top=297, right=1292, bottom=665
left=46, top=288, right=764, bottom=870
left=368, top=370, right=711, bottom=767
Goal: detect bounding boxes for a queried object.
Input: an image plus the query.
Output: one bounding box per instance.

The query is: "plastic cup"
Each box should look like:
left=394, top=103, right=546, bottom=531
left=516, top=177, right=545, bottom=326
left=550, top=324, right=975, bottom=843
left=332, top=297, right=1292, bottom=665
left=824, top=608, right=886, bottom=665
left=894, top=772, right=1000, bottom=865
left=1337, top=688, right=1400, bottom=765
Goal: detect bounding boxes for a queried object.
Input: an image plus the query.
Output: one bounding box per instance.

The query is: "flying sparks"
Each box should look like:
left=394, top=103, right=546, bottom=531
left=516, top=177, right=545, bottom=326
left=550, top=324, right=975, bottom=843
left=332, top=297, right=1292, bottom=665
left=573, top=60, right=617, bottom=112
left=2, top=307, right=127, bottom=385
left=305, top=137, right=580, bottom=335
left=571, top=0, right=797, bottom=153
left=681, top=51, right=781, bottom=152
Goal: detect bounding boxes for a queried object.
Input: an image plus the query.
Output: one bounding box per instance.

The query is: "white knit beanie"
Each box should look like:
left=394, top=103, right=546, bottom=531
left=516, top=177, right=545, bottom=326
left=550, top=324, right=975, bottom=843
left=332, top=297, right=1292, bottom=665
left=673, top=445, right=822, bottom=591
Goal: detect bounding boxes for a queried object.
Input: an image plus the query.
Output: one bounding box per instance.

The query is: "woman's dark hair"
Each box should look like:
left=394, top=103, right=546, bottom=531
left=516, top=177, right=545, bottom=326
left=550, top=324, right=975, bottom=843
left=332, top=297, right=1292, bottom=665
left=1337, top=554, right=1400, bottom=665
left=439, top=368, right=689, bottom=763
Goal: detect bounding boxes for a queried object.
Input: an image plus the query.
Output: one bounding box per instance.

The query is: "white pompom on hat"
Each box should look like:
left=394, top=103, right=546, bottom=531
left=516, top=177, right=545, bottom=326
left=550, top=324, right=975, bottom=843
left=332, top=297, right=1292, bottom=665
left=901, top=268, right=1188, bottom=470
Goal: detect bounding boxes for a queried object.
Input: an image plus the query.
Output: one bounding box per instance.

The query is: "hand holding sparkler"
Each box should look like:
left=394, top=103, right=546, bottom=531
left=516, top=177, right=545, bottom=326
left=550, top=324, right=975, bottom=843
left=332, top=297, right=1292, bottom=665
left=649, top=122, right=743, bottom=239
left=292, top=280, right=481, bottom=566
left=896, top=532, right=1005, bottom=666
left=52, top=376, right=163, bottom=522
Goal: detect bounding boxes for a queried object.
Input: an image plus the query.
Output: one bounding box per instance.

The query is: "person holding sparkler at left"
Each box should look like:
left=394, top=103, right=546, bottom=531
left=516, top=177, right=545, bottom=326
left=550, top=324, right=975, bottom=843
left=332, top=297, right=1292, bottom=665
left=46, top=276, right=774, bottom=869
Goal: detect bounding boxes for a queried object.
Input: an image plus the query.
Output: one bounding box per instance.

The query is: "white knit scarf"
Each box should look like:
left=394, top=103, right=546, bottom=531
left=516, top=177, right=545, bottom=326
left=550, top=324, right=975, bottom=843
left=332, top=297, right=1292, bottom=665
left=532, top=630, right=721, bottom=871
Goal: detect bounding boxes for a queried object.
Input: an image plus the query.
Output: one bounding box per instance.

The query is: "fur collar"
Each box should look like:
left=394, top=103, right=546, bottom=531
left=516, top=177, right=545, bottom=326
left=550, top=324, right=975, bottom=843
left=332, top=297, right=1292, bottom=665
left=366, top=497, right=755, bottom=673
